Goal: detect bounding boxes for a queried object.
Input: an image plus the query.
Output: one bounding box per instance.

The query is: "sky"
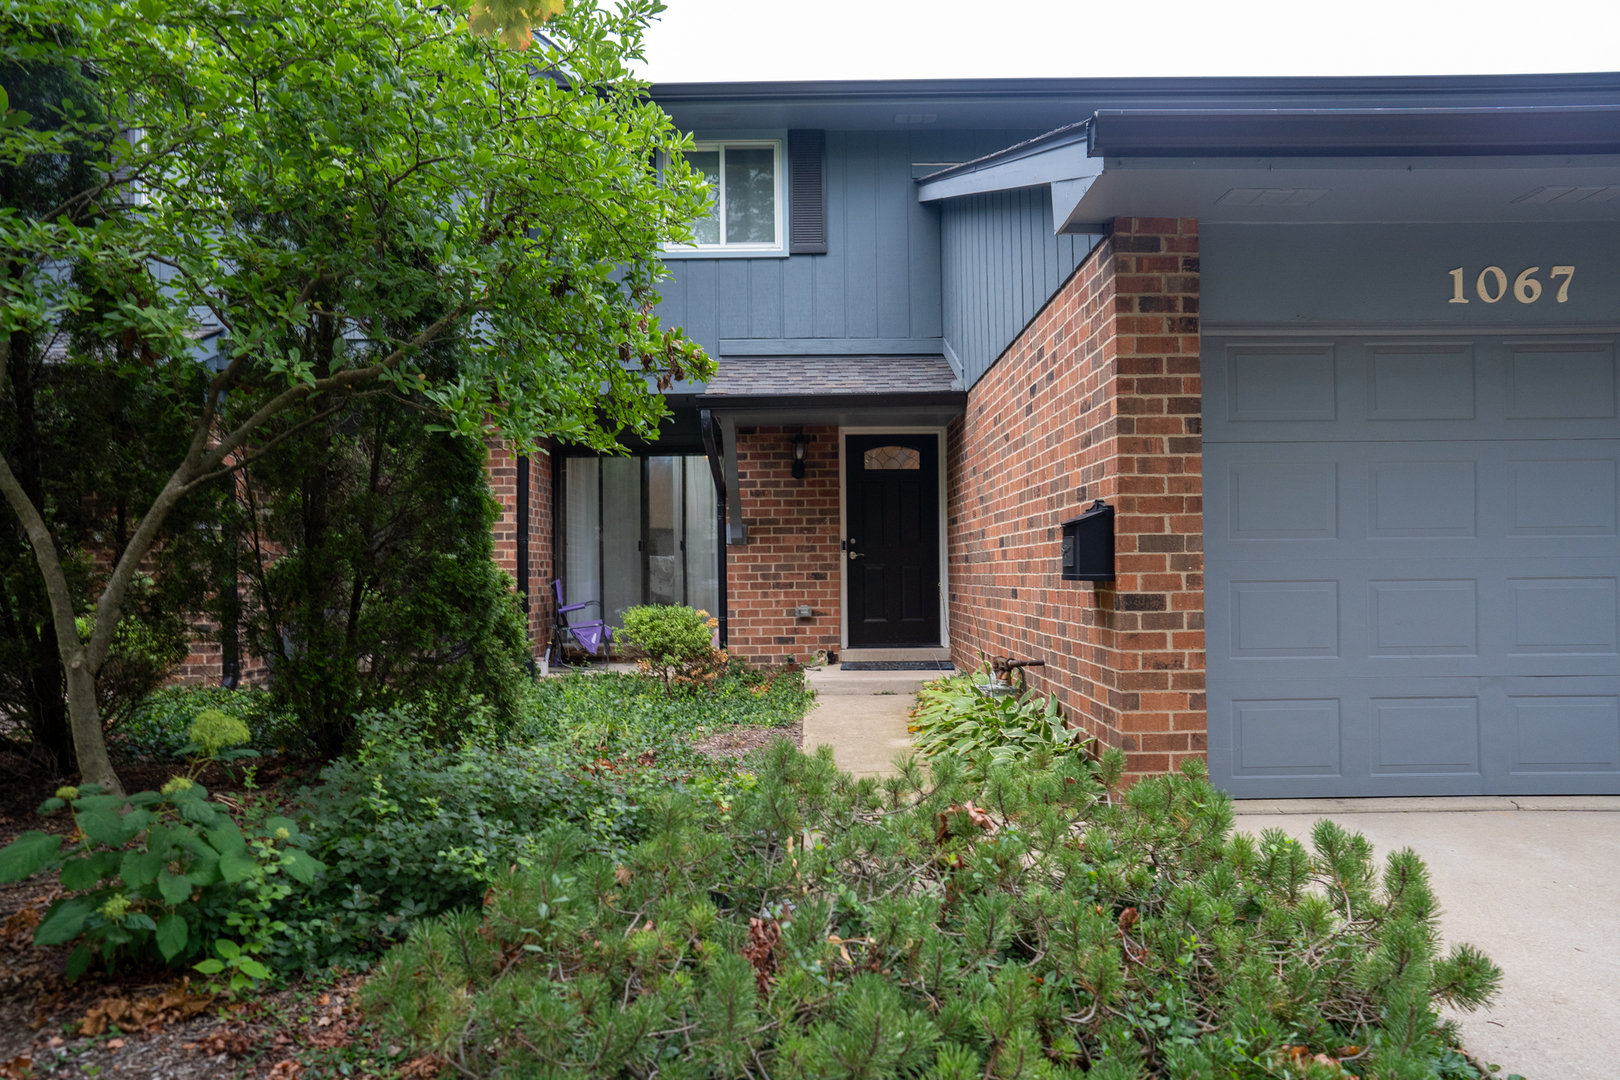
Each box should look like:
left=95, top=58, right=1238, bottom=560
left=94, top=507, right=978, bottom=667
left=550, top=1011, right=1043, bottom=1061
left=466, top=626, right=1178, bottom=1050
left=637, top=0, right=1620, bottom=83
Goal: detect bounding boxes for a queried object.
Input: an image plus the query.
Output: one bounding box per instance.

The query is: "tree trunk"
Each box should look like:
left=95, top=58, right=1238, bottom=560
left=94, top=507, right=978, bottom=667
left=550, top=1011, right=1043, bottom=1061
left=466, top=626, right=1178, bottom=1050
left=0, top=446, right=123, bottom=793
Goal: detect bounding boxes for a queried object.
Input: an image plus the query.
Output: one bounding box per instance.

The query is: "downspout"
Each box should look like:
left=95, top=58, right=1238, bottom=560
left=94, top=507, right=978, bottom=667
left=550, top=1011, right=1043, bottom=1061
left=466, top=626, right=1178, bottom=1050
left=699, top=409, right=733, bottom=647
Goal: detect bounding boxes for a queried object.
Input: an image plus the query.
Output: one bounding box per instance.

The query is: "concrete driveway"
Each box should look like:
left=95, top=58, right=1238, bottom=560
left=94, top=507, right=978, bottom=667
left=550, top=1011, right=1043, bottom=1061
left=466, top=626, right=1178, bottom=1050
left=1234, top=798, right=1620, bottom=1080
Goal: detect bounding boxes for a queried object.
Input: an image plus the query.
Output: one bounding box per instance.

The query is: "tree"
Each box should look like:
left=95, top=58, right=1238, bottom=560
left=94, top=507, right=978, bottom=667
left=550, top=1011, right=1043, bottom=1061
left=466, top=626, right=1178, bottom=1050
left=0, top=0, right=712, bottom=791
left=230, top=391, right=532, bottom=757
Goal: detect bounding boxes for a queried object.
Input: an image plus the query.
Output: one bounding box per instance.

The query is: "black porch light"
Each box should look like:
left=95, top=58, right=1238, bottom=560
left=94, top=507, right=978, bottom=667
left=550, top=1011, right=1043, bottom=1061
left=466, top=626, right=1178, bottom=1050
left=790, top=432, right=810, bottom=479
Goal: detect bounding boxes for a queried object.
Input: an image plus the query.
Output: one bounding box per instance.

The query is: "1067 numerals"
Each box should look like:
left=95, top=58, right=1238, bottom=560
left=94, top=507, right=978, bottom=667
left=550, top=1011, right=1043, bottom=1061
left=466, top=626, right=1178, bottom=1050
left=1448, top=265, right=1573, bottom=305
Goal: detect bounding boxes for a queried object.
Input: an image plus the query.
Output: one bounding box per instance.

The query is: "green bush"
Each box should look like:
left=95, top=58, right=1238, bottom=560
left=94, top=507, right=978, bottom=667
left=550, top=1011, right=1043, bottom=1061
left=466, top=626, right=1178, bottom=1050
left=910, top=670, right=1089, bottom=766
left=0, top=780, right=324, bottom=982
left=619, top=604, right=719, bottom=687
left=113, top=684, right=303, bottom=761
left=363, top=744, right=1501, bottom=1080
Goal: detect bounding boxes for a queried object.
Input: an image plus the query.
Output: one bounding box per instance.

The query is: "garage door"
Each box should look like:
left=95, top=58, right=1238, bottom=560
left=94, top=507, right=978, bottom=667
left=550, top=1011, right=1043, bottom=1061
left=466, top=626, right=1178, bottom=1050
left=1204, top=333, right=1620, bottom=797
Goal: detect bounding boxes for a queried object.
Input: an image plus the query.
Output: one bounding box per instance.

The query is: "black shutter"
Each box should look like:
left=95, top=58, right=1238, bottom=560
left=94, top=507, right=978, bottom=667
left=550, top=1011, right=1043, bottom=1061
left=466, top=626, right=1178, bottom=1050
left=788, top=129, right=827, bottom=255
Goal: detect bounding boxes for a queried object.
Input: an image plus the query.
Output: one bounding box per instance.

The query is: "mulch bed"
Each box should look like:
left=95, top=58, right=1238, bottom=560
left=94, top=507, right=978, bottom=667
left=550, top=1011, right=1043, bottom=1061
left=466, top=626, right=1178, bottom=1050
left=691, top=721, right=802, bottom=761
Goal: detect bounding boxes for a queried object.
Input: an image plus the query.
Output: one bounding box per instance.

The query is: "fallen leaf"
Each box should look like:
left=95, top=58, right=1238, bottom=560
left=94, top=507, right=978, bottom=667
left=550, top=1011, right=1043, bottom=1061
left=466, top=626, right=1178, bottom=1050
left=0, top=1056, right=32, bottom=1080
left=106, top=1039, right=125, bottom=1050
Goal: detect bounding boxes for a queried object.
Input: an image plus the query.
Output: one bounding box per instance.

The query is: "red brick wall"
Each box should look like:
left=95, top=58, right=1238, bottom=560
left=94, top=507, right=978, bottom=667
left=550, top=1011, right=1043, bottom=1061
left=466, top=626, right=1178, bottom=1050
left=946, top=217, right=1204, bottom=780
left=725, top=426, right=841, bottom=662
left=487, top=438, right=553, bottom=659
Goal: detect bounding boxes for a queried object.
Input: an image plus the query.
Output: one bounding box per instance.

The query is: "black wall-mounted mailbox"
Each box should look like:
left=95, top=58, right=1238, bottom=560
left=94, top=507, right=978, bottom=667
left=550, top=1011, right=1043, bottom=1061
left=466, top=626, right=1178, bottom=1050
left=1061, top=500, right=1115, bottom=582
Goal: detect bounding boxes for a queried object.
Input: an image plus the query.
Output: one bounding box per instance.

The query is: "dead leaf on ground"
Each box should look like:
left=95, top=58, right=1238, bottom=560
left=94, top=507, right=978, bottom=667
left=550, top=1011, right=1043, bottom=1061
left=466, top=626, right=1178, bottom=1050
left=0, top=1056, right=32, bottom=1080
left=2, top=905, right=40, bottom=936
left=80, top=981, right=216, bottom=1036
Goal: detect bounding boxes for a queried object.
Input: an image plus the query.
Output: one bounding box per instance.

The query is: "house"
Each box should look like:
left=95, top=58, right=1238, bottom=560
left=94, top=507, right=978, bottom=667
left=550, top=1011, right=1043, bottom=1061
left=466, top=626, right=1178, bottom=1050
left=497, top=72, right=1620, bottom=799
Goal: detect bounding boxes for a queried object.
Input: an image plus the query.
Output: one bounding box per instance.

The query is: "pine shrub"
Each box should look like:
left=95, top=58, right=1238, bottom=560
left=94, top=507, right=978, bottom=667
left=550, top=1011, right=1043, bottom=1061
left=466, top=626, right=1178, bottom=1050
left=362, top=743, right=1501, bottom=1079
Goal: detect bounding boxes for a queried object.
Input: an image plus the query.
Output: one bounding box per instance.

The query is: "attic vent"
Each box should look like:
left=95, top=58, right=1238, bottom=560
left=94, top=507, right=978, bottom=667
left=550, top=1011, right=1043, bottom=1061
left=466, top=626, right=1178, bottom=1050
left=1513, top=185, right=1620, bottom=204
left=1215, top=188, right=1328, bottom=207
left=788, top=129, right=827, bottom=255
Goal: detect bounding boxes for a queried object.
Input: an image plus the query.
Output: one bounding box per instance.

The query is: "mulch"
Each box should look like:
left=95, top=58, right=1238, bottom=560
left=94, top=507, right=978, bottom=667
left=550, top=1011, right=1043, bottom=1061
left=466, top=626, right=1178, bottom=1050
left=691, top=721, right=802, bottom=761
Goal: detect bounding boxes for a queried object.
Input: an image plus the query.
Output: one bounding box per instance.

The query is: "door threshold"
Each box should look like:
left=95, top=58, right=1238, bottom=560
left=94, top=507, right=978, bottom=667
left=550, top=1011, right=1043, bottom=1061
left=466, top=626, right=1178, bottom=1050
left=840, top=647, right=951, bottom=662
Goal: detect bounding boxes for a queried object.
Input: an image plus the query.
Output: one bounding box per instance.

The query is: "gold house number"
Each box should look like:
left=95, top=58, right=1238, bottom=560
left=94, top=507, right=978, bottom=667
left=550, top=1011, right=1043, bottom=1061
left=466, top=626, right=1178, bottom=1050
left=1448, top=265, right=1574, bottom=304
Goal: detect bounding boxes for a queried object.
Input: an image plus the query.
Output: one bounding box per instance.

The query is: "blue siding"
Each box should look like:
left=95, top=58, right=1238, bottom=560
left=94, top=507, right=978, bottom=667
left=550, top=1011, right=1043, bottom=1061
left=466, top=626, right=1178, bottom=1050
left=941, top=187, right=1099, bottom=389
left=654, top=130, right=1036, bottom=360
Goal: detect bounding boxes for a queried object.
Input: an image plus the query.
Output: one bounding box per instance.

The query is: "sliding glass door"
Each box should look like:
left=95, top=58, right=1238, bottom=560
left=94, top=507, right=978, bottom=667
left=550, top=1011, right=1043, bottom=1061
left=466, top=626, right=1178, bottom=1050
left=561, top=455, right=720, bottom=629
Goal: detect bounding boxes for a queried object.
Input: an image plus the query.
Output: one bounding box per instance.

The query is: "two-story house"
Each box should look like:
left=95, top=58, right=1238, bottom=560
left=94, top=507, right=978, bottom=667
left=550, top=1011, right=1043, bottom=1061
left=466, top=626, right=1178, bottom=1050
left=500, top=72, right=1620, bottom=800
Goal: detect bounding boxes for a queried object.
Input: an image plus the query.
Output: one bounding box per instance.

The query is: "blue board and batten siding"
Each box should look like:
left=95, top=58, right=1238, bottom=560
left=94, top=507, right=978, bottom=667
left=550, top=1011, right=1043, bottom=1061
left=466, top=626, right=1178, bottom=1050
left=655, top=130, right=1057, bottom=370
left=941, top=187, right=1097, bottom=388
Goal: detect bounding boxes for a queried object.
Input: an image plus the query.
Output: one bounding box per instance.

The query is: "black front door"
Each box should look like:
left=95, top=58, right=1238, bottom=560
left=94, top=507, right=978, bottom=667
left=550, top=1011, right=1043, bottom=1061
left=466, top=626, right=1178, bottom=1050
left=845, top=433, right=940, bottom=647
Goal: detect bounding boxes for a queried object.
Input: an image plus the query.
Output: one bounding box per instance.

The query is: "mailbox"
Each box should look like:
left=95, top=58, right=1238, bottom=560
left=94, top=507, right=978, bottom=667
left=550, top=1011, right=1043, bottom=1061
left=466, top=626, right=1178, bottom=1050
left=1061, top=500, right=1115, bottom=582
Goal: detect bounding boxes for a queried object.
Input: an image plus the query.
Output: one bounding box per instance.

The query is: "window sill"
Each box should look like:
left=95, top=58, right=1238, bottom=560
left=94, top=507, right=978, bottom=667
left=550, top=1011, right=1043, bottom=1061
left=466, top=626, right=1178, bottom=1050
left=660, top=245, right=791, bottom=261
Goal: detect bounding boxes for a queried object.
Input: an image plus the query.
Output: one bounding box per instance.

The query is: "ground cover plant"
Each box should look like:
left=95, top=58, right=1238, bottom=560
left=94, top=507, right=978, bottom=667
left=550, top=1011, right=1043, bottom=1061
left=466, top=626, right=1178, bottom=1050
left=910, top=670, right=1087, bottom=766
left=365, top=743, right=1502, bottom=1080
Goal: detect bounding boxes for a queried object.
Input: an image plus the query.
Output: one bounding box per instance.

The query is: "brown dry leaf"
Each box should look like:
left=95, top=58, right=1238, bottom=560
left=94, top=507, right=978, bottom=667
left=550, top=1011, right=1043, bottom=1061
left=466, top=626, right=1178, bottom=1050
left=0, top=1056, right=31, bottom=1080
left=2, top=904, right=41, bottom=936
left=105, top=1039, right=126, bottom=1050
left=613, top=865, right=632, bottom=885
left=81, top=982, right=216, bottom=1036
left=1117, top=906, right=1140, bottom=933
left=742, top=917, right=782, bottom=991
left=266, top=1060, right=302, bottom=1078
left=399, top=1057, right=444, bottom=1079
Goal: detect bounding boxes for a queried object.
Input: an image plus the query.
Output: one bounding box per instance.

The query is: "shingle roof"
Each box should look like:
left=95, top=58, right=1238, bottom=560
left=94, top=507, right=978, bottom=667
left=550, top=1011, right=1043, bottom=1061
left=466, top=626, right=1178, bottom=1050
left=700, top=354, right=959, bottom=398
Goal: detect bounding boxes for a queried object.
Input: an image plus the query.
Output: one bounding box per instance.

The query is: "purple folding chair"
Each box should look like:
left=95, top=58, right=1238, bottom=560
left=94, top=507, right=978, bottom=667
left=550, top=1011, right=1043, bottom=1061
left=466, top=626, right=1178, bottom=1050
left=549, top=579, right=612, bottom=665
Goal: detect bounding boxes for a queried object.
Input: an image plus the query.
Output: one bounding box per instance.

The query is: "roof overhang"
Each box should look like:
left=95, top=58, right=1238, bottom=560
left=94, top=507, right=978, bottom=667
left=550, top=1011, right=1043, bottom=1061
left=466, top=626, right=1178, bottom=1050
left=692, top=392, right=967, bottom=429
left=916, top=105, right=1620, bottom=233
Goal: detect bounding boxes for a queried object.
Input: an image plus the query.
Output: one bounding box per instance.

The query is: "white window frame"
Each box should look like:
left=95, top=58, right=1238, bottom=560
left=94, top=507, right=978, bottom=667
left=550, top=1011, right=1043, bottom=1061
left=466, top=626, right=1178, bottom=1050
left=664, top=140, right=785, bottom=256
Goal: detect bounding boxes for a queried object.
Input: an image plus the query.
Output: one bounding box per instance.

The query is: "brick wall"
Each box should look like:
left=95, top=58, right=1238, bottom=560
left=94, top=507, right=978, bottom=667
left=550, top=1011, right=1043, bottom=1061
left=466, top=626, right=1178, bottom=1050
left=725, top=426, right=842, bottom=662
left=946, top=217, right=1204, bottom=780
left=487, top=438, right=553, bottom=659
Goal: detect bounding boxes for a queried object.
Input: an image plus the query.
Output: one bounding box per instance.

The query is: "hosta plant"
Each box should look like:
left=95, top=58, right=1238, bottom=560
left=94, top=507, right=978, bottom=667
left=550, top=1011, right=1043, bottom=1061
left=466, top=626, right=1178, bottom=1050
left=909, top=670, right=1092, bottom=767
left=0, top=780, right=323, bottom=981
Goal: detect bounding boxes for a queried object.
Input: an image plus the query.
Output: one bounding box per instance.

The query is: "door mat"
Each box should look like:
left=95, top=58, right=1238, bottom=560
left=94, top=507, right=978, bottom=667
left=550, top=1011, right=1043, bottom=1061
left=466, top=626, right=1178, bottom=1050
left=839, top=661, right=956, bottom=671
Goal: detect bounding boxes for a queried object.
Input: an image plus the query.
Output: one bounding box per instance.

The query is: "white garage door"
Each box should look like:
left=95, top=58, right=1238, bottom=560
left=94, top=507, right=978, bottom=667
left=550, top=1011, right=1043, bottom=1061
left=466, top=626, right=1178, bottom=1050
left=1204, top=333, right=1620, bottom=797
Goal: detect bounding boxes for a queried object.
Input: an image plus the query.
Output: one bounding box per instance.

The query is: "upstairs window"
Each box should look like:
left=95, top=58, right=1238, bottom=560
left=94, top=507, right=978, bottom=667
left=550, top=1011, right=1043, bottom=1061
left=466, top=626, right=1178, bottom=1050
left=670, top=141, right=782, bottom=252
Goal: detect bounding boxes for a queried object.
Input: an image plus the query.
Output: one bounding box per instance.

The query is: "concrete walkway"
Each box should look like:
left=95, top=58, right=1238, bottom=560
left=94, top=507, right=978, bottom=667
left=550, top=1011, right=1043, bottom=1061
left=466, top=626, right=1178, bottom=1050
left=1234, top=798, right=1620, bottom=1079
left=801, top=666, right=928, bottom=776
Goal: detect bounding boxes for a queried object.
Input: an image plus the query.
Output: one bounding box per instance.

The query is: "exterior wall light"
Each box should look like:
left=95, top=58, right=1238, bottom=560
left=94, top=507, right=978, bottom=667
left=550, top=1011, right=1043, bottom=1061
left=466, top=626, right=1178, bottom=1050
left=1061, top=499, right=1115, bottom=582
left=790, top=432, right=809, bottom=479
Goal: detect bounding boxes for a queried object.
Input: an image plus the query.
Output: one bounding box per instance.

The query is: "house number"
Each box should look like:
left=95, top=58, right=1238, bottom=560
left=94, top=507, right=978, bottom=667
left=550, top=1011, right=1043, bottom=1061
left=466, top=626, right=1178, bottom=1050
left=1448, top=265, right=1574, bottom=304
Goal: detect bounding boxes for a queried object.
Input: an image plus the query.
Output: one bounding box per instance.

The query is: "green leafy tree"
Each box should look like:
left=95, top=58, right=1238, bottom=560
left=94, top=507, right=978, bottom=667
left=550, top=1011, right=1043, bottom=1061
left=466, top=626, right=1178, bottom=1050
left=0, top=0, right=712, bottom=791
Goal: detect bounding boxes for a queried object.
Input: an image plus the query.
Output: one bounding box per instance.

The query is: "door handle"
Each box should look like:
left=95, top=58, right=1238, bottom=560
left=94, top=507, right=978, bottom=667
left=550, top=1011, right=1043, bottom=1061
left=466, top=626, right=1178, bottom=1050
left=848, top=551, right=865, bottom=560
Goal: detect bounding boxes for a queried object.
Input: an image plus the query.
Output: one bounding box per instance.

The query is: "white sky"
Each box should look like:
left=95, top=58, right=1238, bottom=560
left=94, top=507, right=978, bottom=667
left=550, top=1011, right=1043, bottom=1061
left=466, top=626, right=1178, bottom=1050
left=637, top=0, right=1620, bottom=83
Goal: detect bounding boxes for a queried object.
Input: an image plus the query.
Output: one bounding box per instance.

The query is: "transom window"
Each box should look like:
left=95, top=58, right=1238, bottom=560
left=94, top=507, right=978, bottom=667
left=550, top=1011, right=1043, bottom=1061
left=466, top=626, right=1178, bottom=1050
left=863, top=446, right=921, bottom=470
left=670, top=141, right=782, bottom=251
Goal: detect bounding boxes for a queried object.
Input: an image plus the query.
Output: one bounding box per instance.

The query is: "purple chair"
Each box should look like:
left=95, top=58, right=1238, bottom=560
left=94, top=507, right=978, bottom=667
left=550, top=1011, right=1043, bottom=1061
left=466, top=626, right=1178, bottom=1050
left=549, top=579, right=612, bottom=665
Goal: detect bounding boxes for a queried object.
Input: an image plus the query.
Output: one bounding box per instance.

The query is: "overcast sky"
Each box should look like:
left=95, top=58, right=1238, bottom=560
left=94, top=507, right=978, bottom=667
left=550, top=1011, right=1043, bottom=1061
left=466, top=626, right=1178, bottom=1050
left=637, top=0, right=1620, bottom=83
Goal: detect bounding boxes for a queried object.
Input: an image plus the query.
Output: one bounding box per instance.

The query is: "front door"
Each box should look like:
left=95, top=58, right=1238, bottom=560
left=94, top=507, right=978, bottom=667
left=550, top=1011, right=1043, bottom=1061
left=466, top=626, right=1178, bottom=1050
left=845, top=433, right=941, bottom=647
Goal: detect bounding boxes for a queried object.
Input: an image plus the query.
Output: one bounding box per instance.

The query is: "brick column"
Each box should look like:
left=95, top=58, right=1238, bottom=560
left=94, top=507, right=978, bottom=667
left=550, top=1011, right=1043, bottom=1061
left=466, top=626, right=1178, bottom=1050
left=725, top=426, right=842, bottom=662
left=486, top=437, right=553, bottom=660
left=947, top=217, right=1203, bottom=781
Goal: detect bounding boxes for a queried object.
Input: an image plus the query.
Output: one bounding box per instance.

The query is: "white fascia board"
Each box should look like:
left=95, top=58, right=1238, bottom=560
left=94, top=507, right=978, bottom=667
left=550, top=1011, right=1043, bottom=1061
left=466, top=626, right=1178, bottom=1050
left=916, top=140, right=1101, bottom=203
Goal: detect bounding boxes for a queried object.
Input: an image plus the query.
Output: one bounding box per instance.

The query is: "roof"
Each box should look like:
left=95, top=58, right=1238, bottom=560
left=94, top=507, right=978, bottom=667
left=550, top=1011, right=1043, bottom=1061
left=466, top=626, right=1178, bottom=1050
left=696, top=354, right=963, bottom=410
left=650, top=73, right=1620, bottom=135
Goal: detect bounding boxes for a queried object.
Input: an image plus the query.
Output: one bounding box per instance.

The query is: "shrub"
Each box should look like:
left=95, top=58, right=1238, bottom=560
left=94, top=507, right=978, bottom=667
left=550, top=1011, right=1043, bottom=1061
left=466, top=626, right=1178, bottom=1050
left=910, top=670, right=1089, bottom=766
left=113, top=685, right=303, bottom=761
left=0, top=781, right=323, bottom=982
left=619, top=604, right=720, bottom=688
left=364, top=744, right=1501, bottom=1080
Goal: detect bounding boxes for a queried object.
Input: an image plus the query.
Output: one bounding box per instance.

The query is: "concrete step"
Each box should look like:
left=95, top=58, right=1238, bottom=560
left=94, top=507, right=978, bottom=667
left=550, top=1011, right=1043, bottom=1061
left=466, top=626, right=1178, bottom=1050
left=838, top=647, right=952, bottom=663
